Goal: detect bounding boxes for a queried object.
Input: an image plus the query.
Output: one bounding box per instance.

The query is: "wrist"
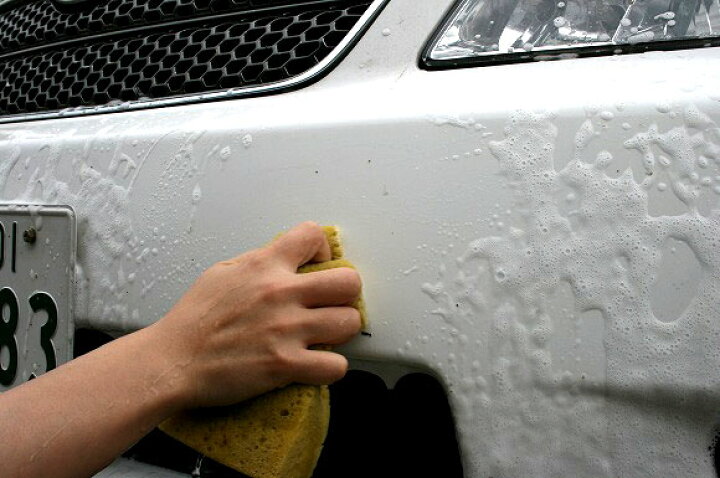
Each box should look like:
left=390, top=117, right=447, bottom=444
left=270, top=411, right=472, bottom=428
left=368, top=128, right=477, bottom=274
left=128, top=322, right=197, bottom=416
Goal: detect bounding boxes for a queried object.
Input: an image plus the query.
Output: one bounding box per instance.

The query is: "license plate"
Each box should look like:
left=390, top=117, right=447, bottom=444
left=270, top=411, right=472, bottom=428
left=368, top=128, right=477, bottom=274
left=0, top=205, right=76, bottom=391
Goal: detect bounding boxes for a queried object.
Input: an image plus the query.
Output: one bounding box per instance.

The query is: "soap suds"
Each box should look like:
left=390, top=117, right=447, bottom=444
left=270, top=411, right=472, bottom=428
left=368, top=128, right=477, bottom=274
left=422, top=109, right=720, bottom=477
left=0, top=125, right=224, bottom=331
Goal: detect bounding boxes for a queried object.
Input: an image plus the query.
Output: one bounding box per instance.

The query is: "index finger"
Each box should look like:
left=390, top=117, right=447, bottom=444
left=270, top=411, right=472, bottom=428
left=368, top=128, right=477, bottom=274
left=268, top=222, right=332, bottom=269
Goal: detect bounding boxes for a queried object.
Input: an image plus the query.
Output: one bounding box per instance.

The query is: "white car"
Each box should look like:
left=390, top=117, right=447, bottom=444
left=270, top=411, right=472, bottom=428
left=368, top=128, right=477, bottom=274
left=1, top=0, right=720, bottom=477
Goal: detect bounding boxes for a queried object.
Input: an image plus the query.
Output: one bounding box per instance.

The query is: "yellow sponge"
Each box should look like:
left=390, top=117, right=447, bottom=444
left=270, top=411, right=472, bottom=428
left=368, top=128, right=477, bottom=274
left=159, top=385, right=329, bottom=478
left=159, top=226, right=364, bottom=478
left=319, top=225, right=344, bottom=261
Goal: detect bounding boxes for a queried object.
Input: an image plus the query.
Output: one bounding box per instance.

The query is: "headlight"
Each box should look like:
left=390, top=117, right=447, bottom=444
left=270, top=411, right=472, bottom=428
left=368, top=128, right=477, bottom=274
left=423, top=0, right=720, bottom=67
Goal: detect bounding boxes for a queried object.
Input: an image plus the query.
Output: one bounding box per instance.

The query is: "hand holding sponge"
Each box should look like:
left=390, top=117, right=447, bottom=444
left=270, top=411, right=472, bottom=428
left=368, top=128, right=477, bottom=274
left=159, top=226, right=365, bottom=478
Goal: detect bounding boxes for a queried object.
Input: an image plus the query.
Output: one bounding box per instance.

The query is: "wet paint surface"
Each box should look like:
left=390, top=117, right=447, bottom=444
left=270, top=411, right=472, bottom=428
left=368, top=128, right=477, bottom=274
left=422, top=108, right=720, bottom=477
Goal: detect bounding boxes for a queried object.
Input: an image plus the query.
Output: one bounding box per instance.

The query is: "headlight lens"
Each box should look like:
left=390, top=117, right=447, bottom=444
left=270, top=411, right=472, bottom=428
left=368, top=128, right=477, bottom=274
left=428, top=0, right=720, bottom=62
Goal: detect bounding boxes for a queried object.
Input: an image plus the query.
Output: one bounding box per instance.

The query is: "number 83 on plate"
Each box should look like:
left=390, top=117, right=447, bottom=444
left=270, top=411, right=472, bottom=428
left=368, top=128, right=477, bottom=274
left=0, top=205, right=76, bottom=391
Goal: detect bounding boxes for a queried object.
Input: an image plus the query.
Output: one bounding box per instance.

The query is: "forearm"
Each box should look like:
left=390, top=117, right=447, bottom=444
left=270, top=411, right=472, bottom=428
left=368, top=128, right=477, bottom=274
left=0, top=323, right=189, bottom=478
left=0, top=222, right=361, bottom=478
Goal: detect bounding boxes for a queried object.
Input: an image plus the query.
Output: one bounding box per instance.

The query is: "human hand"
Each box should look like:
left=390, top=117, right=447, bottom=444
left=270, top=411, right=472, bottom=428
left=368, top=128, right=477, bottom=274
left=149, top=222, right=362, bottom=409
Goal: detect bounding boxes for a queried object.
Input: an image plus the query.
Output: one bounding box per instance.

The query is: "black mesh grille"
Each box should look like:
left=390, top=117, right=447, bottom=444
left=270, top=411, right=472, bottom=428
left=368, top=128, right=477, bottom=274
left=0, top=0, right=373, bottom=116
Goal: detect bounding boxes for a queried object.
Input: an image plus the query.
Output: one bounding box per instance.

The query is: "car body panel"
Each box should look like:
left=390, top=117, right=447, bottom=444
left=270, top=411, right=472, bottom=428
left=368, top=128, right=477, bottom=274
left=1, top=0, right=720, bottom=476
left=95, top=459, right=186, bottom=478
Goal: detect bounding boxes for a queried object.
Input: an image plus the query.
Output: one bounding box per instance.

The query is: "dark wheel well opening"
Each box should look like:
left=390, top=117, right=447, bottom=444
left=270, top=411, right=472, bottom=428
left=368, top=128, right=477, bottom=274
left=713, top=427, right=720, bottom=477
left=314, top=370, right=464, bottom=478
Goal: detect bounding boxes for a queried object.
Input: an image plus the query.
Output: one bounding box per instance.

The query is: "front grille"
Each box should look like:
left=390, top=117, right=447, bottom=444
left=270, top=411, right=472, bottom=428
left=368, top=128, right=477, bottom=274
left=0, top=0, right=375, bottom=117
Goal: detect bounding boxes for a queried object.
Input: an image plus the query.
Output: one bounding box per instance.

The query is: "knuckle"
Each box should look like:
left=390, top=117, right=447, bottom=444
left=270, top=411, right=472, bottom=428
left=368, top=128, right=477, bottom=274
left=197, top=263, right=231, bottom=288
left=304, top=224, right=326, bottom=248
left=267, top=345, right=295, bottom=378
left=266, top=315, right=296, bottom=338
left=259, top=279, right=293, bottom=303
left=299, top=220, right=320, bottom=232
left=265, top=320, right=285, bottom=337
left=244, top=249, right=270, bottom=269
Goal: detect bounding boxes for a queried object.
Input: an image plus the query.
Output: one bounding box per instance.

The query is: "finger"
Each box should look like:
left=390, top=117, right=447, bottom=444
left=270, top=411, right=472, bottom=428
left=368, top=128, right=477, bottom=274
left=294, top=267, right=362, bottom=307
left=295, top=267, right=361, bottom=307
left=269, top=222, right=331, bottom=269
left=296, top=307, right=361, bottom=346
left=291, top=350, right=349, bottom=385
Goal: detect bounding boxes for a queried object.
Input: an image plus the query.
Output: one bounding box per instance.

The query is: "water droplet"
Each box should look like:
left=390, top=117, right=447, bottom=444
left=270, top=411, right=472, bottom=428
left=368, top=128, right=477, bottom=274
left=220, top=146, right=231, bottom=161
left=192, top=184, right=202, bottom=204
left=656, top=102, right=671, bottom=114
left=654, top=11, right=675, bottom=21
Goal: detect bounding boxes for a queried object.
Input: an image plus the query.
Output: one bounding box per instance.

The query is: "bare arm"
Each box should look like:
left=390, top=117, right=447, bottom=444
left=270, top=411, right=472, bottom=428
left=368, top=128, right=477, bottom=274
left=0, top=222, right=362, bottom=478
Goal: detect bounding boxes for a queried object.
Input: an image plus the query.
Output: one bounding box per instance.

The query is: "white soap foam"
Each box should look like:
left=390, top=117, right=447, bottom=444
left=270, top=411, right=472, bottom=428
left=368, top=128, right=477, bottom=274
left=0, top=127, right=221, bottom=331
left=422, top=109, right=720, bottom=477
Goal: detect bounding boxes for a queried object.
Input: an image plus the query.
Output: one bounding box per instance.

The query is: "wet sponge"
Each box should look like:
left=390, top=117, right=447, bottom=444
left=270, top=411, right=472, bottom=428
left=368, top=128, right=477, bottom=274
left=159, top=226, right=364, bottom=478
left=159, top=384, right=330, bottom=478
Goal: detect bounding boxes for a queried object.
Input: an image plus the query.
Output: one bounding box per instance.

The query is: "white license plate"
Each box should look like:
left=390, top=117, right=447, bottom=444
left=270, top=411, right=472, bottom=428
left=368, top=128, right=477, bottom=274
left=0, top=205, right=76, bottom=391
